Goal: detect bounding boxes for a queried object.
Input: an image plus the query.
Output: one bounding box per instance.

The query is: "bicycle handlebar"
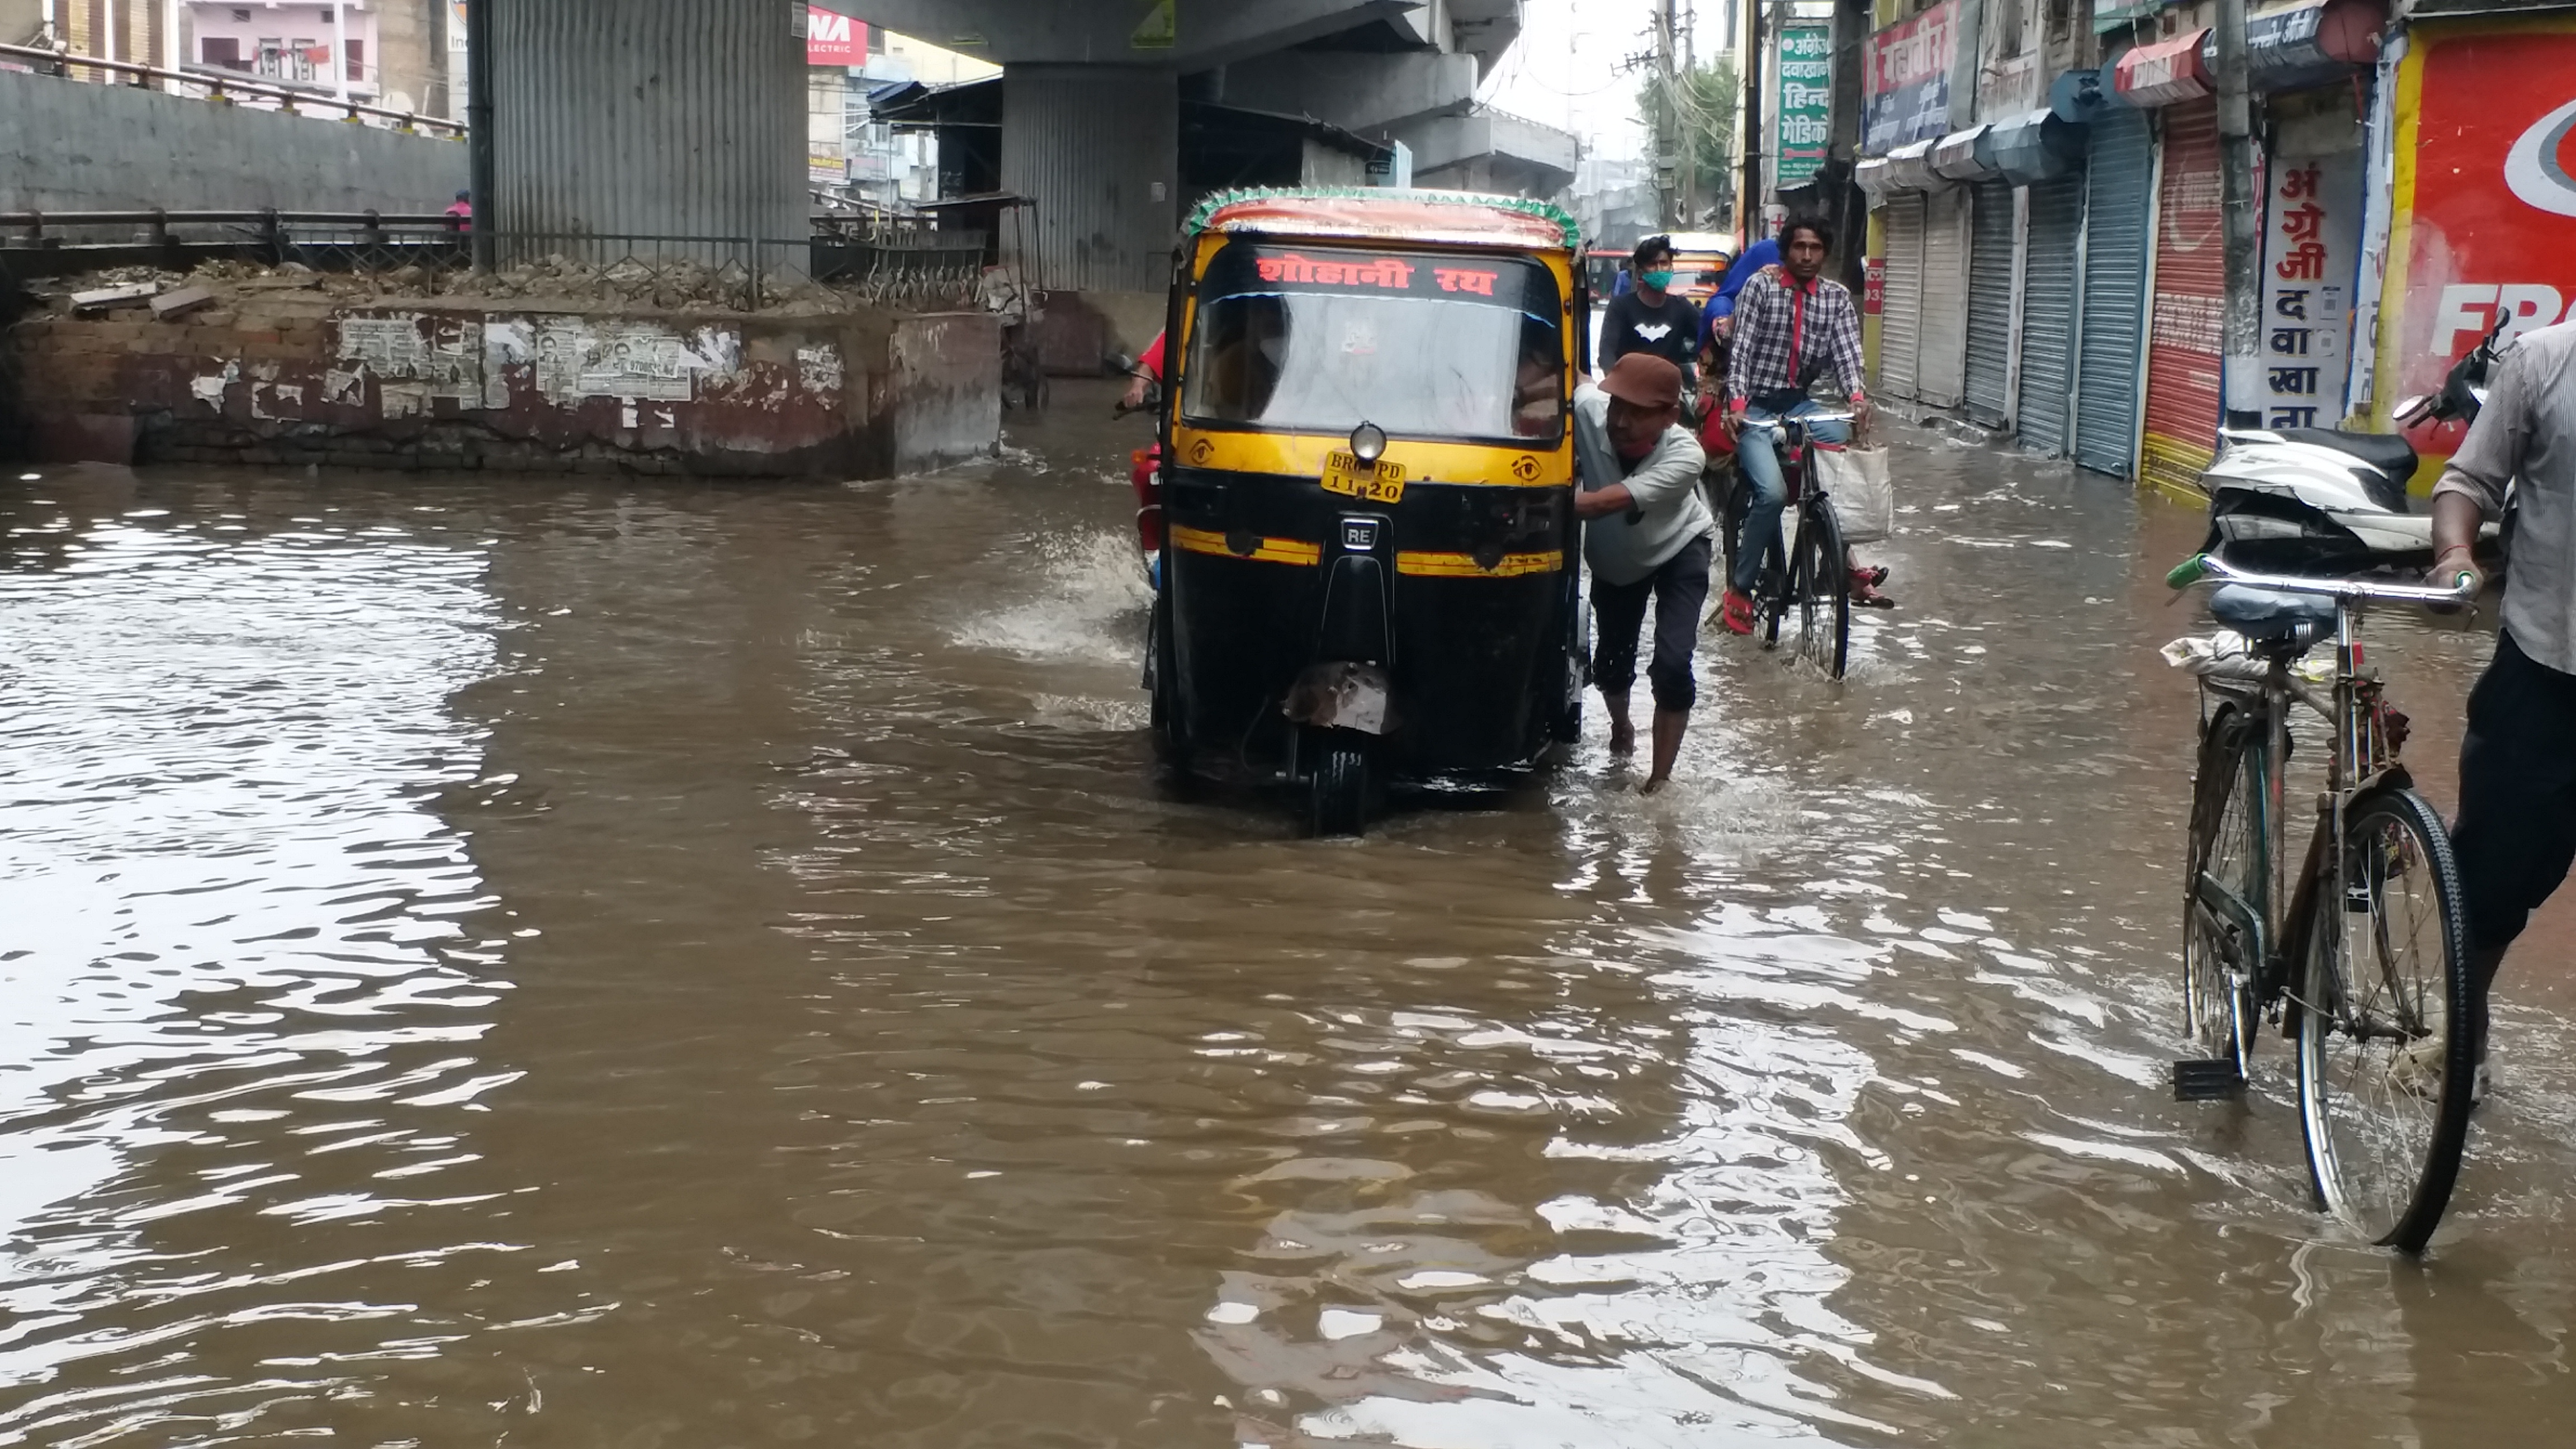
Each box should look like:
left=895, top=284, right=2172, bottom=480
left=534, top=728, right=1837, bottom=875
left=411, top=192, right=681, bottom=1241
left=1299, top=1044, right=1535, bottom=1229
left=2166, top=551, right=2479, bottom=607
left=1740, top=409, right=1857, bottom=430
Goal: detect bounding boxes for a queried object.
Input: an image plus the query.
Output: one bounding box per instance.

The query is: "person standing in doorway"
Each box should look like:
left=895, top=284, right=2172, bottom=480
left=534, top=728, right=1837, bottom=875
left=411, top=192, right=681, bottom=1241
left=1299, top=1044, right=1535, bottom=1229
left=2428, top=316, right=2576, bottom=1094
left=1599, top=235, right=1702, bottom=377
left=1571, top=353, right=1711, bottom=793
left=1718, top=215, right=1878, bottom=632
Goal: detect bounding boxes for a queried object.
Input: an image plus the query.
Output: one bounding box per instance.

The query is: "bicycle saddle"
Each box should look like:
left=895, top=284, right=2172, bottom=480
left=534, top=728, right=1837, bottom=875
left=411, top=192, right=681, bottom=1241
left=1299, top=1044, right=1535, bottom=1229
left=2209, top=584, right=2337, bottom=650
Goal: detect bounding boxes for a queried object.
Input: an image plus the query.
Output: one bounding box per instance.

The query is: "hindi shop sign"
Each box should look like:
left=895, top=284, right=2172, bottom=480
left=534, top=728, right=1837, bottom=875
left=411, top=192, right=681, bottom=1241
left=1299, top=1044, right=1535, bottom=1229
left=2389, top=26, right=2576, bottom=444
left=1775, top=25, right=1834, bottom=188
left=1864, top=1, right=1955, bottom=154
left=2256, top=153, right=2360, bottom=430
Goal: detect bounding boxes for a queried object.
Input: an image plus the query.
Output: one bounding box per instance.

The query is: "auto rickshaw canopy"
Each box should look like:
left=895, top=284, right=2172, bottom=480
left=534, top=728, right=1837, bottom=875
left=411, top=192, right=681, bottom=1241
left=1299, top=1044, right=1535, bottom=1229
left=1185, top=187, right=1581, bottom=254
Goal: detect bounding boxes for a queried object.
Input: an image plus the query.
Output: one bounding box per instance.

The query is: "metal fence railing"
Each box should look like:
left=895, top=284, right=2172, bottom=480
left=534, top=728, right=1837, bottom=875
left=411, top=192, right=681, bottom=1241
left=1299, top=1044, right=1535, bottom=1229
left=0, top=214, right=994, bottom=314
left=0, top=40, right=468, bottom=135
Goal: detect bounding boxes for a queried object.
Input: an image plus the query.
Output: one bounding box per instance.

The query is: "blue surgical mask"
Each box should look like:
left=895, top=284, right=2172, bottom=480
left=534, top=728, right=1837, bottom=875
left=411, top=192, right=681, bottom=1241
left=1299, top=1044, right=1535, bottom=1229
left=1641, top=269, right=1675, bottom=289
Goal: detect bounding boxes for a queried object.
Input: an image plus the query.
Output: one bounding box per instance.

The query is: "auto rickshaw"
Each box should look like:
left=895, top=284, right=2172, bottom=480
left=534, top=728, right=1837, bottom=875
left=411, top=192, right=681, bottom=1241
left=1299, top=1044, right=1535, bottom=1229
left=1135, top=187, right=1589, bottom=836
left=1663, top=230, right=1739, bottom=309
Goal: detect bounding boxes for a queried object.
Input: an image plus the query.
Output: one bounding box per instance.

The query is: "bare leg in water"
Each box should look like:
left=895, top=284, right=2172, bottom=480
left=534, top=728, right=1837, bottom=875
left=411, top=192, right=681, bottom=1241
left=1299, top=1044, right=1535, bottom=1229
left=1644, top=708, right=1684, bottom=793
left=1605, top=691, right=1637, bottom=756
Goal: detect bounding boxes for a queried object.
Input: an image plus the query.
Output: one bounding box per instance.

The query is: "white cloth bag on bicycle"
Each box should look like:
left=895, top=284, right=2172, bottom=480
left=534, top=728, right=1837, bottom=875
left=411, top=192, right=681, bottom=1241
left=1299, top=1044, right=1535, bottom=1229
left=1814, top=443, right=1895, bottom=545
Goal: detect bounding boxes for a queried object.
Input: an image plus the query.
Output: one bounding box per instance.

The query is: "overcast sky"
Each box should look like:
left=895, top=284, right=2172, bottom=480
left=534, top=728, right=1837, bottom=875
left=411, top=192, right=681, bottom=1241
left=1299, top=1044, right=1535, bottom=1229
left=1480, top=0, right=1724, bottom=163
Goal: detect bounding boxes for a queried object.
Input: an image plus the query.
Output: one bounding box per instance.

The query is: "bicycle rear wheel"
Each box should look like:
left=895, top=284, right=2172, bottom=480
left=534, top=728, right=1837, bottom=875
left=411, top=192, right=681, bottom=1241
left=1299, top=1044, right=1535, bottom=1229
left=2294, top=787, right=2476, bottom=1252
left=1792, top=499, right=1851, bottom=678
left=2181, top=704, right=2265, bottom=1082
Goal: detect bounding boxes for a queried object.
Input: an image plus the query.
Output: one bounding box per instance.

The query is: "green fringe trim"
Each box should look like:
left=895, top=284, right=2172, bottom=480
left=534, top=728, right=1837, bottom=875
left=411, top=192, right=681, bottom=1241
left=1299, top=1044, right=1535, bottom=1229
left=1185, top=186, right=1581, bottom=249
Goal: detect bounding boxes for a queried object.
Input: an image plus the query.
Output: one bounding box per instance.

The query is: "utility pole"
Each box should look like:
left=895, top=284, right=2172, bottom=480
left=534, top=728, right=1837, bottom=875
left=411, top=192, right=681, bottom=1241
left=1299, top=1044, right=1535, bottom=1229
left=2215, top=0, right=2262, bottom=427
left=1741, top=0, right=1765, bottom=243
left=1656, top=0, right=1682, bottom=228
left=467, top=0, right=495, bottom=272
left=1680, top=0, right=1697, bottom=227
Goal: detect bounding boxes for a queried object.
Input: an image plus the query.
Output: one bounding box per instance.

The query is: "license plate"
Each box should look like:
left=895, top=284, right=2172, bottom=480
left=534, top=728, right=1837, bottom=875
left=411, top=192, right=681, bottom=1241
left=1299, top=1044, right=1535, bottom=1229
left=1320, top=450, right=1406, bottom=504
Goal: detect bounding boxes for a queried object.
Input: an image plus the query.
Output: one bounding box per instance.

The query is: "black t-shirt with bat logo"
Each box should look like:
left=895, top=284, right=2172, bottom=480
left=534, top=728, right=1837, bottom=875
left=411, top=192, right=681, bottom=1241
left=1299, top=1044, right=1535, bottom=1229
left=1599, top=290, right=1704, bottom=376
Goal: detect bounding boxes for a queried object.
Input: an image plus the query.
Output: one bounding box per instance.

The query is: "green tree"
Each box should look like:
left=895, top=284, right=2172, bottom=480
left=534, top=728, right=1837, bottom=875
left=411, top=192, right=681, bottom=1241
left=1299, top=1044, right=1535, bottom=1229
left=1639, top=55, right=1742, bottom=227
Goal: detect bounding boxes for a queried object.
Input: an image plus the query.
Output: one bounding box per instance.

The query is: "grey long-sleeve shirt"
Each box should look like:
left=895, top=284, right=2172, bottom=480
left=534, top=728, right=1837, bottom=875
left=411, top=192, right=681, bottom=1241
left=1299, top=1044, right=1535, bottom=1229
left=1572, top=381, right=1710, bottom=588
left=2432, top=320, right=2576, bottom=675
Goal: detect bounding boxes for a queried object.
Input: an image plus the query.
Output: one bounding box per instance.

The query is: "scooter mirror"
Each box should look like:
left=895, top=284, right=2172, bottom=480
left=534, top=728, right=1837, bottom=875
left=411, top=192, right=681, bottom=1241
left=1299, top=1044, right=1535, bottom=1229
left=2393, top=395, right=2432, bottom=424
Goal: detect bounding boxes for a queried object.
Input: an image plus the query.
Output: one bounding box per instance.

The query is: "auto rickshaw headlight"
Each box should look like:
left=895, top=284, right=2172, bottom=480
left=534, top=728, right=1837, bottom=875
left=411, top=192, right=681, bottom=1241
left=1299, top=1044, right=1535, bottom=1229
left=1349, top=422, right=1388, bottom=466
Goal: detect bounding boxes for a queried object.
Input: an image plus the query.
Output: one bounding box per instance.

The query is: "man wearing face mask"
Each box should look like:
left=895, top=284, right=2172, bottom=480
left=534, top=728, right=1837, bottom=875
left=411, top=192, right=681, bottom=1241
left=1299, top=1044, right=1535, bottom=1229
left=1598, top=235, right=1703, bottom=378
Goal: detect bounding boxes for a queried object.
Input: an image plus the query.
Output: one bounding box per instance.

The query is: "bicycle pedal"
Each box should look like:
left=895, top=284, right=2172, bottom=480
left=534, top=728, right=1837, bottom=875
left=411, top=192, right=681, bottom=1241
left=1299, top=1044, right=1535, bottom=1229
left=2172, top=1058, right=2246, bottom=1101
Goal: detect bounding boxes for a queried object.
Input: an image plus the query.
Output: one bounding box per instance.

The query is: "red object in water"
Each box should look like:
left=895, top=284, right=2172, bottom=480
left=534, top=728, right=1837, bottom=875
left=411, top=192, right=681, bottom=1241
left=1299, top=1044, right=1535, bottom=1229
left=1131, top=445, right=1164, bottom=553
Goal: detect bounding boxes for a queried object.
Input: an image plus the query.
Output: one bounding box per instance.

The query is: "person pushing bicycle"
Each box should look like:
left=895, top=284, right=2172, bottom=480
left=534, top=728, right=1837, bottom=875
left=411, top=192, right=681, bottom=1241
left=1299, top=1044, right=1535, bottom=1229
left=2429, top=315, right=2576, bottom=1093
left=1717, top=216, right=1883, bottom=633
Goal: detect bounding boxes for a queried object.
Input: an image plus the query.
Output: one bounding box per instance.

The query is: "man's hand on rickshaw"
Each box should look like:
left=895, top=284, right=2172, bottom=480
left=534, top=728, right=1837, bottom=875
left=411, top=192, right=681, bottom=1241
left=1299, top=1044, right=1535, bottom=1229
left=1118, top=373, right=1153, bottom=412
left=1573, top=483, right=1634, bottom=521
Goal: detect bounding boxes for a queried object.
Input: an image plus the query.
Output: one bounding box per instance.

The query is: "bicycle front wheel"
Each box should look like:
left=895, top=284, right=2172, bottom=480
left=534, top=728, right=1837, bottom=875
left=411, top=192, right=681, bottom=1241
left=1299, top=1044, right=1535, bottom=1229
left=2295, top=787, right=2476, bottom=1253
left=2182, top=704, right=2264, bottom=1079
left=1792, top=499, right=1850, bottom=678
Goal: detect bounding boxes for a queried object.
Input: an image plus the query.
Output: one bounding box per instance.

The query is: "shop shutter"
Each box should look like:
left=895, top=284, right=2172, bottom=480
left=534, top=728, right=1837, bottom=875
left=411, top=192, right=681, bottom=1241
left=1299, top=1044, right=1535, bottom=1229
left=1962, top=177, right=2018, bottom=428
left=2016, top=174, right=2085, bottom=456
left=1916, top=186, right=1973, bottom=409
left=1876, top=193, right=1927, bottom=401
left=2140, top=101, right=2225, bottom=496
left=2075, top=103, right=2154, bottom=477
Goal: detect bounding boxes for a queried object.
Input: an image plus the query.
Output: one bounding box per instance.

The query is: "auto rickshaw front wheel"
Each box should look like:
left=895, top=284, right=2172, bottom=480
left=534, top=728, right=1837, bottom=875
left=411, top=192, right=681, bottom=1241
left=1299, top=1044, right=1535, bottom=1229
left=1306, top=728, right=1375, bottom=838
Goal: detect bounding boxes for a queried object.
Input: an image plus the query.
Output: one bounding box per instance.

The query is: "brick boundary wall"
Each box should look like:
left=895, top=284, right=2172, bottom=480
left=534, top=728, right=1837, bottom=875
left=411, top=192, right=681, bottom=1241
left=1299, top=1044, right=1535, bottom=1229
left=2, top=290, right=1002, bottom=478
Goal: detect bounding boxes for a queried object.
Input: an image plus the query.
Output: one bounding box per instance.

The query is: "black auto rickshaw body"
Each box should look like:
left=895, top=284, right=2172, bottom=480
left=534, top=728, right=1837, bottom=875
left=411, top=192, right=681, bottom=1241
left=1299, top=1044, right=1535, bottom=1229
left=1139, top=187, right=1589, bottom=835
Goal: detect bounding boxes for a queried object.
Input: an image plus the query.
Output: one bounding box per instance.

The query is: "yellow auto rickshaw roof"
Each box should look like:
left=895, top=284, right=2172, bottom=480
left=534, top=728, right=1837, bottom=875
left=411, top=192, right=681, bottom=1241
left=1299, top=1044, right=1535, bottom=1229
left=1186, top=187, right=1580, bottom=253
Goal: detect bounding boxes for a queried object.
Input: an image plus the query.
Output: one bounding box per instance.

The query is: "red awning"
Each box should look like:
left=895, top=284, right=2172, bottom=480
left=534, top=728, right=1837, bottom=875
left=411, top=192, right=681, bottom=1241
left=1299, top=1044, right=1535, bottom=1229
left=2115, top=29, right=2214, bottom=107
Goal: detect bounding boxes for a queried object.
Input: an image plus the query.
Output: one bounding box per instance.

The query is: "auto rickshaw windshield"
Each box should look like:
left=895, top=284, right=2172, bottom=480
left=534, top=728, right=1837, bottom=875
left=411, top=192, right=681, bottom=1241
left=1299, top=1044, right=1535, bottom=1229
left=1182, top=240, right=1565, bottom=443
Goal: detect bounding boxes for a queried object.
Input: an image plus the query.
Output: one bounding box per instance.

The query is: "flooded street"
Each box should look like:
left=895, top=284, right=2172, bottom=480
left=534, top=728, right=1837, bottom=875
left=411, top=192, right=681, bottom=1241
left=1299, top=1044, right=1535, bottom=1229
left=10, top=389, right=2576, bottom=1447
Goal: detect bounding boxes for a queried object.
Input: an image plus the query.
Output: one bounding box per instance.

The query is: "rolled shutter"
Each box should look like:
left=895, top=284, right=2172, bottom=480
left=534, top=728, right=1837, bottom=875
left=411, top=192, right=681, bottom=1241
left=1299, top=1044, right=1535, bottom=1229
left=2016, top=174, right=2085, bottom=457
left=1876, top=194, right=1927, bottom=402
left=1962, top=177, right=2017, bottom=428
left=2141, top=101, right=2225, bottom=496
left=1916, top=187, right=1973, bottom=409
left=2075, top=103, right=2154, bottom=477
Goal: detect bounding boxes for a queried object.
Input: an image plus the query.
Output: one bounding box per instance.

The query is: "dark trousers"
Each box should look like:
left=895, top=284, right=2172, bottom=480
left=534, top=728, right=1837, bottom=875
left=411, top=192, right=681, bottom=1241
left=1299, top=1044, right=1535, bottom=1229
left=2452, top=633, right=2576, bottom=1037
left=1592, top=534, right=1712, bottom=713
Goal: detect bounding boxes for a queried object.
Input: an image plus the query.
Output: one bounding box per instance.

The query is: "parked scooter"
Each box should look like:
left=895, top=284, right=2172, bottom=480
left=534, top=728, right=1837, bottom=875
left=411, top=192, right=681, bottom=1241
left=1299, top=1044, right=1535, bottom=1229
left=2195, top=316, right=2509, bottom=575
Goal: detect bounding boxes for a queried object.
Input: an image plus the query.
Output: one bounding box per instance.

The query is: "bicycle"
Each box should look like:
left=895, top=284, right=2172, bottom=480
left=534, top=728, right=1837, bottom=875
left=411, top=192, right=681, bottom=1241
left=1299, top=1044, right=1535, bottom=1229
left=2167, top=550, right=2479, bottom=1253
left=1720, top=410, right=1853, bottom=679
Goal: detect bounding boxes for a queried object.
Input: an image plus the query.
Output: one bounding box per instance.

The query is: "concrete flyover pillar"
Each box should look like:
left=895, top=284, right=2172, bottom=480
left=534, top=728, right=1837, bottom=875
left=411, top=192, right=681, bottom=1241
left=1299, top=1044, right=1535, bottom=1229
left=487, top=0, right=804, bottom=259
left=1002, top=63, right=1180, bottom=305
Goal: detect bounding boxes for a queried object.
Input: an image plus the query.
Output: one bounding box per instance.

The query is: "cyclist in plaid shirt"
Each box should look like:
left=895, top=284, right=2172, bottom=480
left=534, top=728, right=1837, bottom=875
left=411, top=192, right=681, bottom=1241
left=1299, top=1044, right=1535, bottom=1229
left=1718, top=217, right=1883, bottom=631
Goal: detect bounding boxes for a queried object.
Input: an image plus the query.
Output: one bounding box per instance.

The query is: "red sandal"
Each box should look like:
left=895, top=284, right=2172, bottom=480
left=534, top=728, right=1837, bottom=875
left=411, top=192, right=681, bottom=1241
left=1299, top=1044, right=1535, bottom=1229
left=1849, top=566, right=1896, bottom=609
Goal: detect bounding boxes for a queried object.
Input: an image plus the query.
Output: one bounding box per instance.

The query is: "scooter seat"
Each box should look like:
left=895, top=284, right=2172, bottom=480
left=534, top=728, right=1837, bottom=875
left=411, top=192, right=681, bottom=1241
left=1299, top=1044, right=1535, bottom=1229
left=2209, top=584, right=2338, bottom=649
left=2274, top=428, right=2419, bottom=489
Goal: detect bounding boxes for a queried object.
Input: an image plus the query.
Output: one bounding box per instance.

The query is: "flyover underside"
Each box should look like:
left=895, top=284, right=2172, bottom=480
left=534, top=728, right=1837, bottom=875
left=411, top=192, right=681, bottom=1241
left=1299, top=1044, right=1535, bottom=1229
left=490, top=0, right=804, bottom=249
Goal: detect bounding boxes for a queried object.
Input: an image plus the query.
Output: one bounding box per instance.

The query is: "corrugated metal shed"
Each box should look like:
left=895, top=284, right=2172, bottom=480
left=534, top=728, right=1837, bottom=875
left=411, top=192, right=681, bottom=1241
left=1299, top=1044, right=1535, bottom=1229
left=490, top=0, right=804, bottom=253
left=1001, top=65, right=1180, bottom=293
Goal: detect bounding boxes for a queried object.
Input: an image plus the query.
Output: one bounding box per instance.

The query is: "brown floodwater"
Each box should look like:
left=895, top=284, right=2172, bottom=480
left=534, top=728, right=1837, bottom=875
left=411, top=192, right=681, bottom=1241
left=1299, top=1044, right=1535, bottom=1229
left=6, top=389, right=2576, bottom=1448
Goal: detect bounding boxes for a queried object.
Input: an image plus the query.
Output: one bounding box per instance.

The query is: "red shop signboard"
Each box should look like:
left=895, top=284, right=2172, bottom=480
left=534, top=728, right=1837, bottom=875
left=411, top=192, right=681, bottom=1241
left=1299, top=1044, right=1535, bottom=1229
left=2389, top=24, right=2576, bottom=447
